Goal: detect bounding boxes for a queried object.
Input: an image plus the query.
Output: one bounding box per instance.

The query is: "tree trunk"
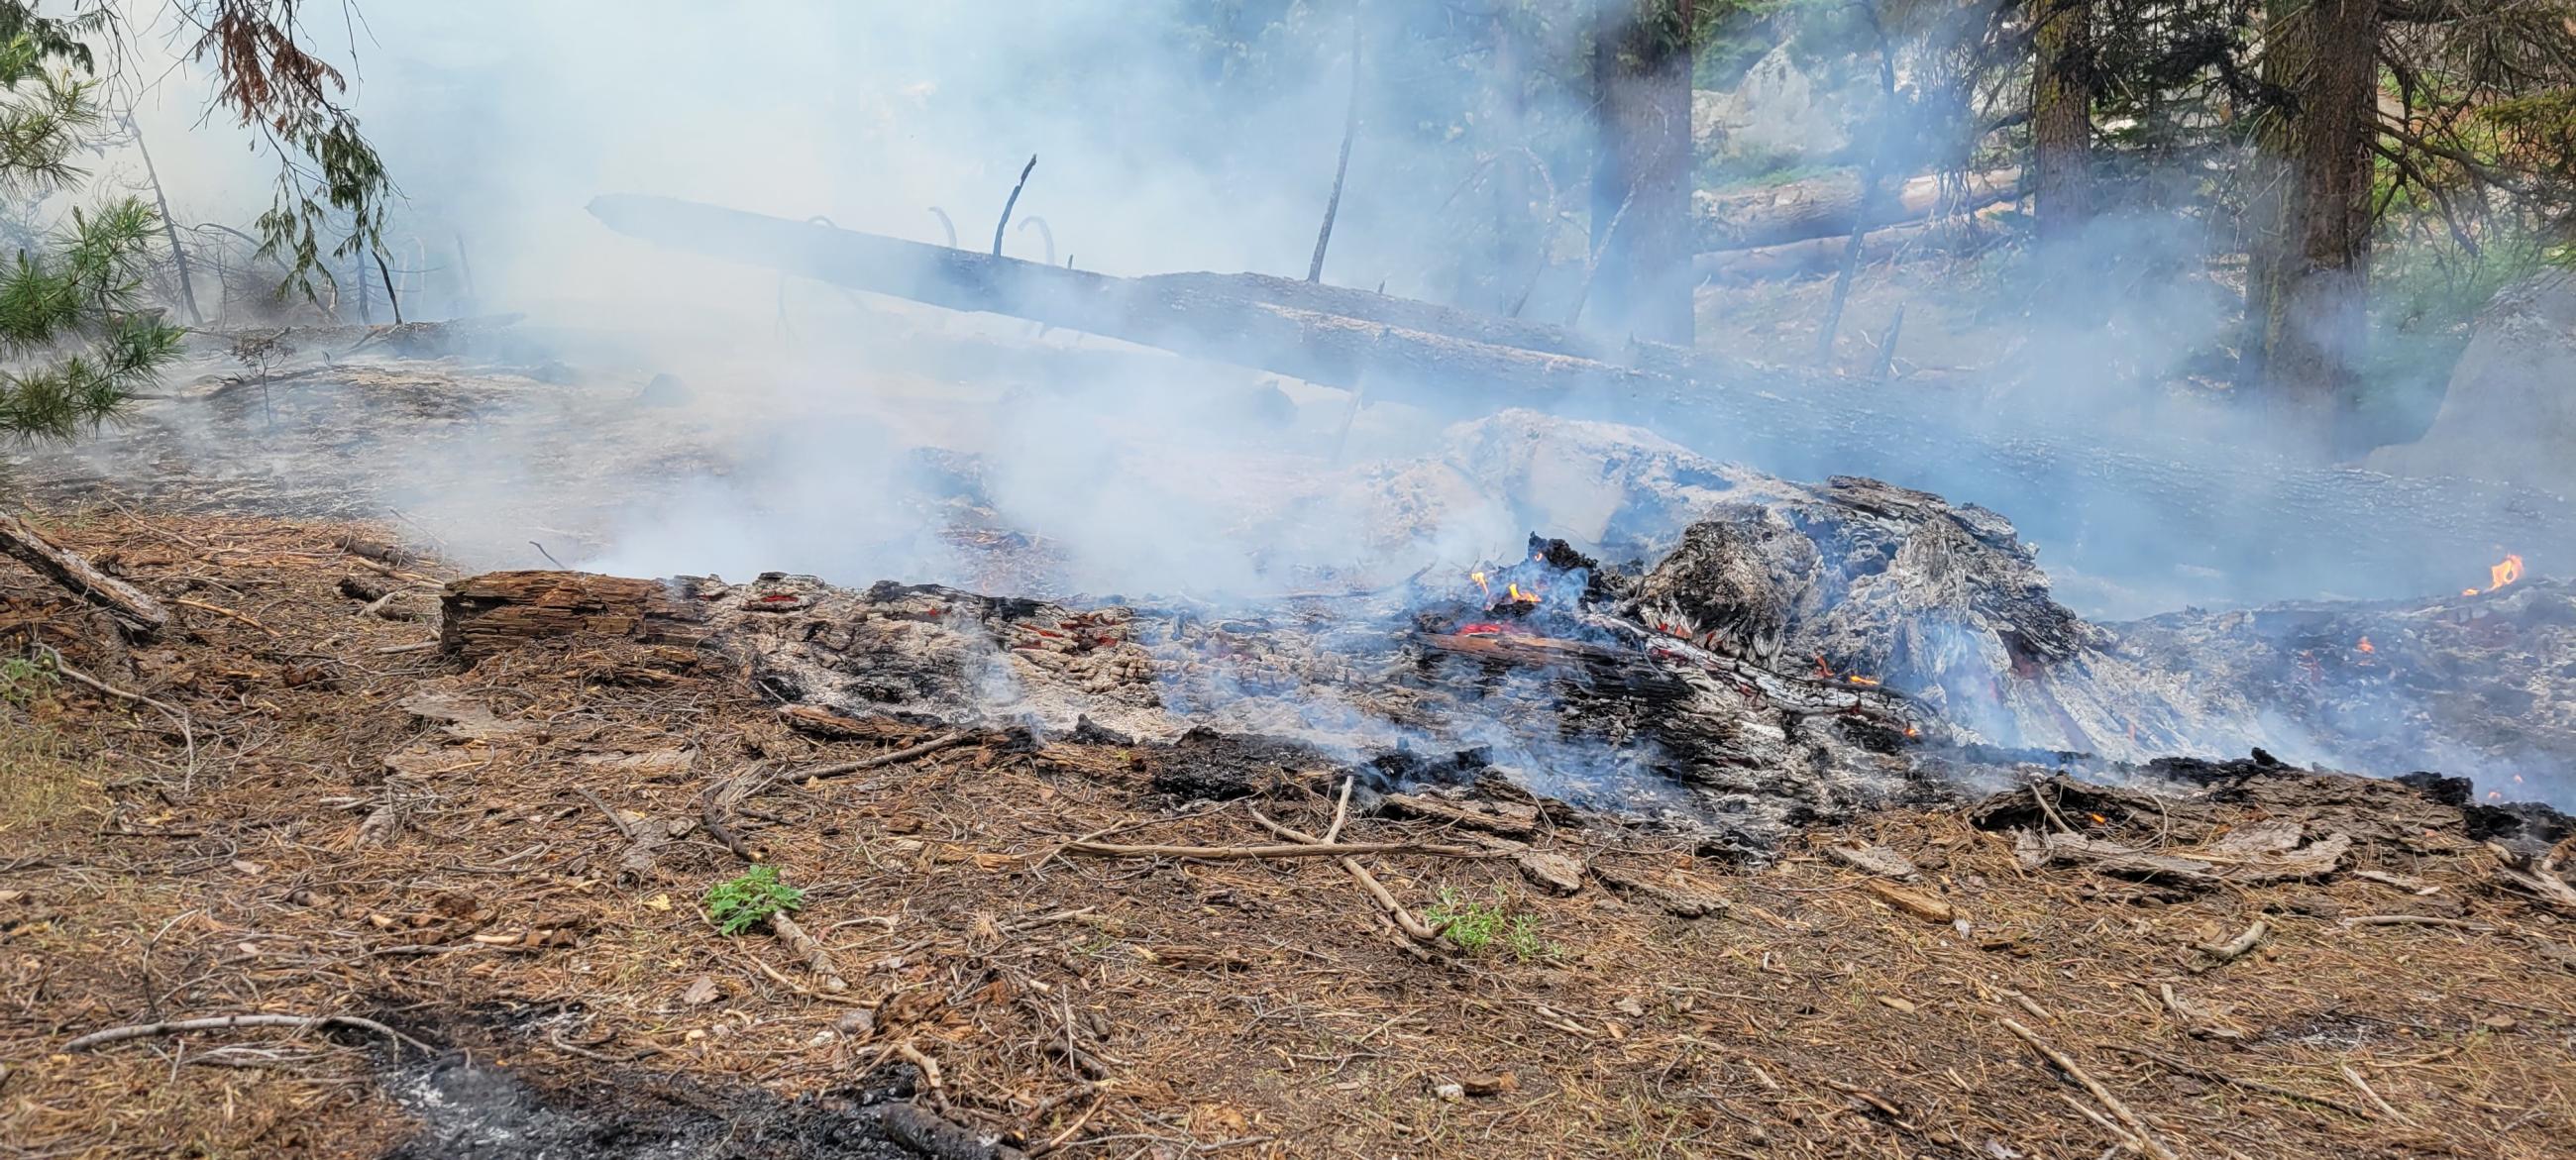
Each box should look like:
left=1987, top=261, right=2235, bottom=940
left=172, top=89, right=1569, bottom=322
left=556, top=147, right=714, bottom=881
left=2031, top=0, right=2094, bottom=240
left=2246, top=0, right=2379, bottom=430
left=1589, top=0, right=1695, bottom=346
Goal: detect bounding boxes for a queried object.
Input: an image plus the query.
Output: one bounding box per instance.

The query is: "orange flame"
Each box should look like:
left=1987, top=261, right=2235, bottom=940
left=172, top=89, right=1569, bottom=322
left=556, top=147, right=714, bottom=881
left=1903, top=724, right=1919, bottom=738
left=1845, top=675, right=1880, bottom=686
left=2466, top=552, right=2524, bottom=595
left=1505, top=581, right=1535, bottom=604
left=2356, top=636, right=2374, bottom=654
left=1470, top=571, right=1490, bottom=599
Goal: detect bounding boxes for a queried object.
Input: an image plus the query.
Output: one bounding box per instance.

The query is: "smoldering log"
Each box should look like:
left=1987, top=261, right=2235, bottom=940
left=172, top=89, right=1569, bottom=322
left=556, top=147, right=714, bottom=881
left=1694, top=168, right=2024, bottom=252
left=586, top=194, right=2576, bottom=602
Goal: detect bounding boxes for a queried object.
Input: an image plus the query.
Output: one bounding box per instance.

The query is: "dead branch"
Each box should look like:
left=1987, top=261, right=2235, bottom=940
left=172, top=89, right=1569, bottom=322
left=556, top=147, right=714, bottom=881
left=993, top=155, right=1037, bottom=258
left=0, top=510, right=168, bottom=635
left=1060, top=839, right=1479, bottom=862
left=66, top=1012, right=431, bottom=1053
left=768, top=912, right=847, bottom=992
left=172, top=596, right=278, bottom=636
left=1247, top=808, right=1449, bottom=944
left=1999, top=1018, right=2179, bottom=1160
left=797, top=731, right=978, bottom=781
left=2100, top=1044, right=2370, bottom=1118
left=2192, top=918, right=2268, bottom=971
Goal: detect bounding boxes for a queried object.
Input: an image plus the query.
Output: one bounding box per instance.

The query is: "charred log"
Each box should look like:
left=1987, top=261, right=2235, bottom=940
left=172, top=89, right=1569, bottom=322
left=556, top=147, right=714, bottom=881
left=1694, top=168, right=2025, bottom=252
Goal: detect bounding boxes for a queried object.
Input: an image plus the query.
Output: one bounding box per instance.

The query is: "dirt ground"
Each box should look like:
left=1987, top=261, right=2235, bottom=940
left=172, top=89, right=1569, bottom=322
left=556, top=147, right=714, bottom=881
left=1, top=506, right=2573, bottom=1159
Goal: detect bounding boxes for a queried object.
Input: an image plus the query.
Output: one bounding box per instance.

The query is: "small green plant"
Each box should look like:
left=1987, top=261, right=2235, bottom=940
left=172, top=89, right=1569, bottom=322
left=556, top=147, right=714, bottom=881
left=703, top=865, right=803, bottom=935
left=1426, top=886, right=1555, bottom=962
left=0, top=653, right=55, bottom=706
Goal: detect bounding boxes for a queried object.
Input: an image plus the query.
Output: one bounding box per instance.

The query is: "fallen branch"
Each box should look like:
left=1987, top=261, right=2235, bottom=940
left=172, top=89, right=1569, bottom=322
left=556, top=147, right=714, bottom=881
left=171, top=596, right=278, bottom=636
left=1248, top=808, right=1449, bottom=944
left=2100, top=1043, right=2370, bottom=1118
left=0, top=509, right=168, bottom=635
left=797, top=731, right=977, bottom=781
left=1061, top=839, right=1480, bottom=862
left=1999, top=1018, right=2179, bottom=1160
left=39, top=645, right=196, bottom=785
left=769, top=912, right=847, bottom=992
left=2192, top=918, right=2268, bottom=972
left=66, top=1012, right=431, bottom=1053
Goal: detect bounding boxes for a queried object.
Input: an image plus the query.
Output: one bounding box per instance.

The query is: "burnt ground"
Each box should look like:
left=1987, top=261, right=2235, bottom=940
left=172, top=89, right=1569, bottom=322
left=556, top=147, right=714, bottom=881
left=0, top=506, right=2572, bottom=1159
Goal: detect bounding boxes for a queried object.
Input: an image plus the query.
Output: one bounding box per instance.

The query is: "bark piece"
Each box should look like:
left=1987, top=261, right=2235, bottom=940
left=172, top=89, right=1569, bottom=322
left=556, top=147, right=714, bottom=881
left=1825, top=842, right=1919, bottom=879
left=1516, top=851, right=1583, bottom=896
left=0, top=510, right=167, bottom=636
left=1862, top=879, right=1957, bottom=923
left=440, top=571, right=707, bottom=664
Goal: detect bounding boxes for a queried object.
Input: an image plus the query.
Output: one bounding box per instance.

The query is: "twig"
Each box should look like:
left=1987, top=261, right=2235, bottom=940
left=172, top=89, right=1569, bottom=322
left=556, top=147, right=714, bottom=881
left=2192, top=918, right=2268, bottom=971
left=2100, top=1044, right=2371, bottom=1118
left=40, top=645, right=197, bottom=786
left=375, top=641, right=437, bottom=655
left=529, top=541, right=568, bottom=571
left=1060, top=839, right=1477, bottom=862
left=2344, top=914, right=2492, bottom=930
left=796, top=731, right=976, bottom=781
left=769, top=912, right=847, bottom=992
left=993, top=156, right=1037, bottom=258
left=2339, top=1062, right=2413, bottom=1124
left=1248, top=808, right=1448, bottom=944
left=67, top=1012, right=431, bottom=1054
left=1321, top=777, right=1355, bottom=844
left=576, top=788, right=634, bottom=841
left=1999, top=1018, right=2178, bottom=1160
left=897, top=1040, right=944, bottom=1091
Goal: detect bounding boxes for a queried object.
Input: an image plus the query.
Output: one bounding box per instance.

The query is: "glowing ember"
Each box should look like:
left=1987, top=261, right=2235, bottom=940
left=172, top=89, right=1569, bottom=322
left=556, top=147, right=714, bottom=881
left=2087, top=812, right=2108, bottom=825
left=2355, top=636, right=2374, bottom=654
left=1505, top=581, right=1535, bottom=604
left=2487, top=791, right=2504, bottom=801
left=2465, top=552, right=2524, bottom=595
left=1455, top=621, right=1508, bottom=636
left=1844, top=675, right=1880, bottom=686
left=1903, top=724, right=1919, bottom=738
left=1470, top=571, right=1490, bottom=600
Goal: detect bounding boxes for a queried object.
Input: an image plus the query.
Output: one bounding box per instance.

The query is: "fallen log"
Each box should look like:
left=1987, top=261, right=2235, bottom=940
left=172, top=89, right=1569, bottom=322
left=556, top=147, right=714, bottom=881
left=1694, top=168, right=2023, bottom=252
left=1693, top=213, right=2009, bottom=284
left=0, top=510, right=168, bottom=635
left=587, top=195, right=2576, bottom=603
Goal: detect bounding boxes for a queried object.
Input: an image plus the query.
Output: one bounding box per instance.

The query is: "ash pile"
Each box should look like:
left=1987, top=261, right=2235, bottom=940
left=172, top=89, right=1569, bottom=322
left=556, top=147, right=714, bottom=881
left=441, top=417, right=2574, bottom=855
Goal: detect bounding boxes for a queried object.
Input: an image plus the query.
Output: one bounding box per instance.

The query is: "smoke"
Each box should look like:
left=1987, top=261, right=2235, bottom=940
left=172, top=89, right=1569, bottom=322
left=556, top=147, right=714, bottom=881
left=58, top=3, right=2561, bottom=803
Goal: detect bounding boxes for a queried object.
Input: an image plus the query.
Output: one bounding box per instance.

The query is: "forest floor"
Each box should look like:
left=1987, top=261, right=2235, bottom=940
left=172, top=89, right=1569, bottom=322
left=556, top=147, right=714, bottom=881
left=0, top=506, right=2571, bottom=1160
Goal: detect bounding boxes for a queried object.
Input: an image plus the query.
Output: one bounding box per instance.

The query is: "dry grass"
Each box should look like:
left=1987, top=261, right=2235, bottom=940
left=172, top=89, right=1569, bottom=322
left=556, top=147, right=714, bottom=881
left=0, top=506, right=2570, bottom=1159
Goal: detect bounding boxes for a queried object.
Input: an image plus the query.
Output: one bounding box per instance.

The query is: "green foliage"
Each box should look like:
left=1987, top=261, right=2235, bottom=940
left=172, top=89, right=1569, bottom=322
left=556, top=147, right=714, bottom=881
left=0, top=26, right=181, bottom=443
left=1426, top=885, right=1554, bottom=962
left=703, top=866, right=805, bottom=935
left=0, top=650, right=54, bottom=705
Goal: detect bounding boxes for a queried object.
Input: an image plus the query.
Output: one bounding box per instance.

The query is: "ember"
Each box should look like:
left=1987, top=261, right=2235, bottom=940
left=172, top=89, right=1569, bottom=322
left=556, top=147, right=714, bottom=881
left=2356, top=635, right=2375, bottom=653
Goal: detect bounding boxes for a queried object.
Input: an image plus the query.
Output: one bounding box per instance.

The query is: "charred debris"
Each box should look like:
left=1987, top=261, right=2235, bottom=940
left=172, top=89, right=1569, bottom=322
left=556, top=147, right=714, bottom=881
left=438, top=463, right=2576, bottom=862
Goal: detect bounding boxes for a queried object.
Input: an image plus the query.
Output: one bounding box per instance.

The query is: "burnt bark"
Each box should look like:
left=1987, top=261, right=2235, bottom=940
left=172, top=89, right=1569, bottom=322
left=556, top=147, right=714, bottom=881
left=1589, top=0, right=1695, bottom=345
